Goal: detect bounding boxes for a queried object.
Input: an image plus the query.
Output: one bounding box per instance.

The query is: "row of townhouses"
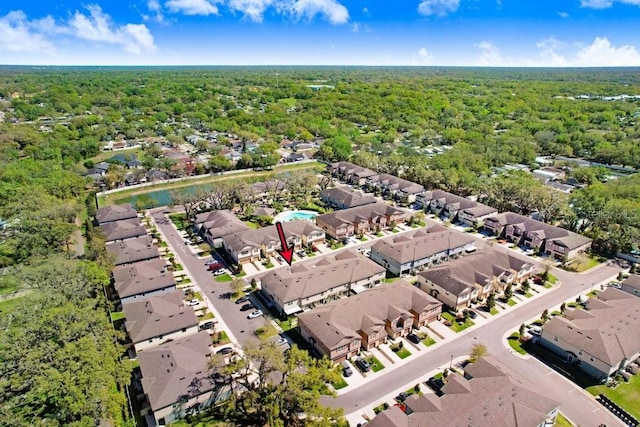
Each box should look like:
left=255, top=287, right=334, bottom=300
left=315, top=201, right=407, bottom=239
left=369, top=357, right=560, bottom=427
left=329, top=161, right=592, bottom=260
left=96, top=203, right=222, bottom=426
left=195, top=210, right=325, bottom=265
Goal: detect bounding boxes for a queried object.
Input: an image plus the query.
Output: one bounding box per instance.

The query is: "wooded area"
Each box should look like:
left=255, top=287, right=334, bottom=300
left=0, top=66, right=639, bottom=425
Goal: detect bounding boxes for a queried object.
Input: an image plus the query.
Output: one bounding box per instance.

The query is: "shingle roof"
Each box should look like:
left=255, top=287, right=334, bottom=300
left=372, top=229, right=476, bottom=264
left=417, top=249, right=534, bottom=296
left=542, top=288, right=640, bottom=366
left=123, top=290, right=198, bottom=343
left=195, top=210, right=250, bottom=239
left=320, top=187, right=377, bottom=208
left=112, top=258, right=176, bottom=299
left=622, top=274, right=640, bottom=291
left=223, top=220, right=323, bottom=252
left=95, top=203, right=137, bottom=224
left=99, top=218, right=147, bottom=242
left=372, top=357, right=560, bottom=427
left=261, top=250, right=385, bottom=305
left=139, top=332, right=214, bottom=411
left=106, top=236, right=159, bottom=266
left=316, top=202, right=406, bottom=229
left=485, top=212, right=592, bottom=250
left=297, top=280, right=441, bottom=350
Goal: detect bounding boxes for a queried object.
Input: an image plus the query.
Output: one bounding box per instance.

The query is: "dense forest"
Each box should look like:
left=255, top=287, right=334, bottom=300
left=0, top=66, right=639, bottom=425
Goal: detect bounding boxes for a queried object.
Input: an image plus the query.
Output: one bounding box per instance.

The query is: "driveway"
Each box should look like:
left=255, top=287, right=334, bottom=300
left=321, top=262, right=623, bottom=427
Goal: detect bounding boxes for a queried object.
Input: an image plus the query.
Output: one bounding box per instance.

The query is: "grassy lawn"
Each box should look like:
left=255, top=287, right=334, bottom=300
left=110, top=311, right=126, bottom=322
left=383, top=277, right=397, bottom=283
left=193, top=291, right=204, bottom=301
left=525, top=292, right=533, bottom=298
left=255, top=325, right=279, bottom=340
left=587, top=374, right=640, bottom=420
left=507, top=299, right=517, bottom=306
left=90, top=147, right=143, bottom=163
left=198, top=242, right=211, bottom=252
left=586, top=290, right=599, bottom=298
left=507, top=333, right=527, bottom=355
left=332, top=376, right=348, bottom=390
left=392, top=347, right=412, bottom=359
left=490, top=307, right=499, bottom=315
left=212, top=331, right=230, bottom=345
left=544, top=282, right=554, bottom=289
left=554, top=413, right=574, bottom=427
left=215, top=273, right=233, bottom=282
left=366, top=356, right=385, bottom=372
left=563, top=256, right=601, bottom=273
left=199, top=311, right=214, bottom=321
left=547, top=273, right=558, bottom=284
left=422, top=336, right=436, bottom=346
left=441, top=312, right=475, bottom=332
left=278, top=97, right=297, bottom=107
left=174, top=263, right=184, bottom=271
left=169, top=213, right=187, bottom=230
left=276, top=316, right=298, bottom=331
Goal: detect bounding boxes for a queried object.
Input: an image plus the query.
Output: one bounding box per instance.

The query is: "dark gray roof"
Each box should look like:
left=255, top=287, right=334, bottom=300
left=223, top=220, right=323, bottom=253
left=316, top=201, right=406, bottom=228
left=622, top=274, right=640, bottom=291
left=112, top=258, right=176, bottom=299
left=139, top=332, right=214, bottom=411
left=106, top=236, right=159, bottom=266
left=95, top=203, right=137, bottom=224
left=320, top=187, right=377, bottom=208
left=124, top=290, right=198, bottom=343
left=195, top=210, right=249, bottom=239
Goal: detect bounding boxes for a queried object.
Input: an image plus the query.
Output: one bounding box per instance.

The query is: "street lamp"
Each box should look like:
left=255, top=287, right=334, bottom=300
left=450, top=354, right=454, bottom=370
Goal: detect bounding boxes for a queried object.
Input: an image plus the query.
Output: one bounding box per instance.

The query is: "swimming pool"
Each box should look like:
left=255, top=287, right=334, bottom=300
left=274, top=210, right=319, bottom=223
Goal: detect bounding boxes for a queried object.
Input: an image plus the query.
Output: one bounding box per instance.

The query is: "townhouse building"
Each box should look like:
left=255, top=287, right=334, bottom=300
left=316, top=202, right=406, bottom=239
left=297, top=280, right=442, bottom=362
left=319, top=186, right=377, bottom=210
left=106, top=236, right=160, bottom=266
left=260, top=250, right=386, bottom=316
left=95, top=203, right=138, bottom=225
left=112, top=258, right=176, bottom=306
left=484, top=212, right=592, bottom=260
left=98, top=217, right=147, bottom=243
left=416, top=249, right=535, bottom=312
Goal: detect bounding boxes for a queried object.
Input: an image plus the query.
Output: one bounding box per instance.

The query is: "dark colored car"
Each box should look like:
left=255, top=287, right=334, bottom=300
left=216, top=347, right=233, bottom=355
left=396, top=392, right=409, bottom=402
left=355, top=358, right=371, bottom=372
left=406, top=334, right=421, bottom=345
left=425, top=377, right=445, bottom=396
left=199, top=321, right=215, bottom=330
left=467, top=310, right=478, bottom=319
left=207, top=262, right=223, bottom=270
left=240, top=303, right=254, bottom=312
left=235, top=296, right=250, bottom=304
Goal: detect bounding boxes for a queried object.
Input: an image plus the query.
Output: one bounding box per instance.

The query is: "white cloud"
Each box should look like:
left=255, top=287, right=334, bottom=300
left=412, top=47, right=434, bottom=64
left=535, top=36, right=569, bottom=66
left=580, top=0, right=640, bottom=8
left=145, top=0, right=165, bottom=22
left=69, top=5, right=156, bottom=54
left=278, top=0, right=349, bottom=24
left=557, top=11, right=569, bottom=18
left=227, top=0, right=275, bottom=22
left=475, top=40, right=503, bottom=66
left=0, top=11, right=55, bottom=54
left=417, top=0, right=459, bottom=17
left=574, top=36, right=640, bottom=66
left=165, top=0, right=219, bottom=15
left=362, top=6, right=370, bottom=15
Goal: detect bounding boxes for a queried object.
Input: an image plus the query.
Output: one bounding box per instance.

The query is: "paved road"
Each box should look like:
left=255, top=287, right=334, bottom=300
left=150, top=207, right=624, bottom=426
left=321, top=262, right=624, bottom=427
left=150, top=210, right=266, bottom=347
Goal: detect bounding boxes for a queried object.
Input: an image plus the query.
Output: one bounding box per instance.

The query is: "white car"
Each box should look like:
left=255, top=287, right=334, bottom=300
left=187, top=299, right=200, bottom=306
left=213, top=269, right=226, bottom=276
left=247, top=310, right=263, bottom=319
left=275, top=336, right=288, bottom=346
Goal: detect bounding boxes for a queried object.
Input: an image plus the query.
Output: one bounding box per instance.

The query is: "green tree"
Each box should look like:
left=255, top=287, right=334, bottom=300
left=469, top=343, right=488, bottom=363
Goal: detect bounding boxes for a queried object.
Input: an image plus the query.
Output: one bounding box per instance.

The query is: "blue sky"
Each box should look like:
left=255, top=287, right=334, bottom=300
left=1, top=0, right=640, bottom=66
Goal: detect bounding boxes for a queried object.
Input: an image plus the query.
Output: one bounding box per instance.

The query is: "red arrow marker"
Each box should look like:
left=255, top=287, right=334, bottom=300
left=275, top=222, right=294, bottom=266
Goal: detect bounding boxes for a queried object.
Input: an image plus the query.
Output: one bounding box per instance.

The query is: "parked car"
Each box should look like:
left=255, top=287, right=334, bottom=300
left=406, top=334, right=420, bottom=345
left=187, top=299, right=199, bottom=306
left=355, top=358, right=371, bottom=372
left=207, top=262, right=223, bottom=270
left=213, top=269, right=226, bottom=276
left=240, top=303, right=254, bottom=312
left=247, top=310, right=263, bottom=319
left=275, top=336, right=288, bottom=346
left=296, top=250, right=307, bottom=258
left=235, top=296, right=250, bottom=304
left=396, top=392, right=409, bottom=402
left=341, top=360, right=353, bottom=377
left=199, top=321, right=215, bottom=330
left=467, top=310, right=478, bottom=319
left=216, top=347, right=233, bottom=355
